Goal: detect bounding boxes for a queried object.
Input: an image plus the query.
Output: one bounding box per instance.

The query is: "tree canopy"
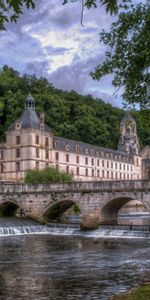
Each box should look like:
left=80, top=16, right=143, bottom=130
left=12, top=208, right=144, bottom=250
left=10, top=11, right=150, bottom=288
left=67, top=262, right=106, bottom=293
left=0, top=65, right=150, bottom=150
left=91, top=1, right=150, bottom=108
left=1, top=1, right=150, bottom=108
left=65, top=0, right=150, bottom=108
left=0, top=0, right=35, bottom=29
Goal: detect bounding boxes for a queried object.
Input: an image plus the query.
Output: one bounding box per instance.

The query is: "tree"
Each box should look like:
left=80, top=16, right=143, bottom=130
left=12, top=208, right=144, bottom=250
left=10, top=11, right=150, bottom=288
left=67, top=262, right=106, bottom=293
left=65, top=0, right=150, bottom=108
left=91, top=1, right=150, bottom=108
left=63, top=0, right=130, bottom=15
left=0, top=0, right=35, bottom=30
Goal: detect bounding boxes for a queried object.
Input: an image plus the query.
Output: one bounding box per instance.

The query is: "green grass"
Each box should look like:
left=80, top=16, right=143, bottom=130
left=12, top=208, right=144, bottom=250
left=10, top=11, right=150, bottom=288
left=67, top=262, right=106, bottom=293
left=24, top=167, right=73, bottom=183
left=113, top=285, right=150, bottom=300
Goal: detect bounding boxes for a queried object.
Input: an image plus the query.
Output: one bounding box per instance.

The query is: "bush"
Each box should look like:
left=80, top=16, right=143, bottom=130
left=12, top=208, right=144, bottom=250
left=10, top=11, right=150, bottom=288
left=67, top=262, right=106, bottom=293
left=24, top=167, right=73, bottom=184
left=73, top=204, right=81, bottom=213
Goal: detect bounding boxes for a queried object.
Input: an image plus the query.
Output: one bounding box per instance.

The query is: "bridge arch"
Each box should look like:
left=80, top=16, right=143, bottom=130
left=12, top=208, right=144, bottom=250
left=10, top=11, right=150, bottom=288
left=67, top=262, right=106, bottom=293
left=0, top=200, right=23, bottom=217
left=100, top=197, right=137, bottom=225
left=42, top=199, right=81, bottom=224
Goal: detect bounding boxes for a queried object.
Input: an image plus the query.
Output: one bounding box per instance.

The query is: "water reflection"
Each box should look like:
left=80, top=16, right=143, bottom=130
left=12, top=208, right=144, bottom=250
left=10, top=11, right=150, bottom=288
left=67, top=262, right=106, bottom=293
left=0, top=236, right=149, bottom=300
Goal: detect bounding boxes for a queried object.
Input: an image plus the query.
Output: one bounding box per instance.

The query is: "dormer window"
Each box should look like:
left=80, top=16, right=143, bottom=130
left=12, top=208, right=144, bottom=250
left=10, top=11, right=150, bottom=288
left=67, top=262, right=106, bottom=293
left=65, top=145, right=69, bottom=151
left=15, top=122, right=21, bottom=130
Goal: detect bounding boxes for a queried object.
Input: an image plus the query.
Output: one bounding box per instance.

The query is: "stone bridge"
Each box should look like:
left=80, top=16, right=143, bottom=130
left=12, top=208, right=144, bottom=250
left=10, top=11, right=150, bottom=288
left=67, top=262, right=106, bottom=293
left=0, top=180, right=150, bottom=229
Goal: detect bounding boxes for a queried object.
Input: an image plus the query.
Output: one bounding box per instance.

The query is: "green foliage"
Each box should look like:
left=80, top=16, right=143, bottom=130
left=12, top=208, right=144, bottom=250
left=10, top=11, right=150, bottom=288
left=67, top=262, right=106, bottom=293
left=73, top=204, right=81, bottom=213
left=63, top=0, right=130, bottom=15
left=24, top=167, right=73, bottom=184
left=91, top=1, right=150, bottom=108
left=113, top=284, right=150, bottom=300
left=0, top=65, right=150, bottom=149
left=0, top=0, right=35, bottom=30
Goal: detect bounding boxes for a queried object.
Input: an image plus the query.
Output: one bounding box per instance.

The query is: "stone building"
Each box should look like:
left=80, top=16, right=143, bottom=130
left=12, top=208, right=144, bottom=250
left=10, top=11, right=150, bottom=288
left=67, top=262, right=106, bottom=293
left=0, top=94, right=149, bottom=182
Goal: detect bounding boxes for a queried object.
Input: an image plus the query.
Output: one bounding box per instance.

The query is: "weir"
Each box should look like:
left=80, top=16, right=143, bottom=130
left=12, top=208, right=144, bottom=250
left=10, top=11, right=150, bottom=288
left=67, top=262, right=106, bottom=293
left=0, top=218, right=150, bottom=238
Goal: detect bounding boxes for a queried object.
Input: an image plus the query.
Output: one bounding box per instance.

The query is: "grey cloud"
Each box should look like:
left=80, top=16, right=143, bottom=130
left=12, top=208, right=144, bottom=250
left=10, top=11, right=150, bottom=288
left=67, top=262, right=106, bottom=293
left=24, top=60, right=50, bottom=77
left=0, top=0, right=122, bottom=107
left=45, top=46, right=70, bottom=56
left=48, top=53, right=111, bottom=97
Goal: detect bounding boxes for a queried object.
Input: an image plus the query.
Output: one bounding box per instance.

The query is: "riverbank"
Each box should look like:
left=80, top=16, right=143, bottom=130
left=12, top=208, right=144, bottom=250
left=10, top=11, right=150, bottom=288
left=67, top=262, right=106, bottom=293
left=112, top=284, right=150, bottom=300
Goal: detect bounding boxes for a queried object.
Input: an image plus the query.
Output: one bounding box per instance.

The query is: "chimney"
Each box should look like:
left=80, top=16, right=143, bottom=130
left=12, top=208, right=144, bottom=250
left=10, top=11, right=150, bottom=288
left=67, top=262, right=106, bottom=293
left=40, top=112, right=45, bottom=130
left=40, top=112, right=45, bottom=124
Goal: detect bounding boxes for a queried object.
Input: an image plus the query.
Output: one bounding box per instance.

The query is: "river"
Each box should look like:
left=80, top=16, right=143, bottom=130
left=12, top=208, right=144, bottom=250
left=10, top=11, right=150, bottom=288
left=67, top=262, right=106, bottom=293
left=0, top=226, right=149, bottom=300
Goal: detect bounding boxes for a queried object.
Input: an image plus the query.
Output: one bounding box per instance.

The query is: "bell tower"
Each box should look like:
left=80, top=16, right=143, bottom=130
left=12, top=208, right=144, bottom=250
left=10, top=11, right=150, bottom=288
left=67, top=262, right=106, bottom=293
left=118, top=111, right=140, bottom=155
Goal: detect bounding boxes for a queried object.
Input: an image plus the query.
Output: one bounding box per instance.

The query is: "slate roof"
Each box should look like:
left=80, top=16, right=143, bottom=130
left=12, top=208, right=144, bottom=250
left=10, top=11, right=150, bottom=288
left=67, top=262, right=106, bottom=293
left=120, top=111, right=135, bottom=123
left=53, top=136, right=134, bottom=164
left=7, top=105, right=51, bottom=132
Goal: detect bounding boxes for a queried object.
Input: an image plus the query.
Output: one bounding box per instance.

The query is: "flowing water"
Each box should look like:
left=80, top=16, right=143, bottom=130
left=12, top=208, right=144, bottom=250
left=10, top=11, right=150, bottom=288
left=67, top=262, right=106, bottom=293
left=0, top=218, right=149, bottom=300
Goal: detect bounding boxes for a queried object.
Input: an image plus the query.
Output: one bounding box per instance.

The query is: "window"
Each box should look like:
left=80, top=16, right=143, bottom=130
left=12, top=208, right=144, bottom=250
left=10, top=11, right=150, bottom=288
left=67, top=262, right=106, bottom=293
left=111, top=162, right=113, bottom=169
left=102, top=170, right=104, bottom=178
left=85, top=168, right=88, bottom=176
left=107, top=161, right=109, bottom=168
left=0, top=164, right=3, bottom=172
left=97, top=170, right=99, bottom=177
left=127, top=164, right=129, bottom=171
left=15, top=123, right=21, bottom=130
left=0, top=151, right=4, bottom=160
left=115, top=162, right=117, bottom=169
left=55, top=152, right=59, bottom=161
left=111, top=171, right=113, bottom=179
left=76, top=145, right=80, bottom=152
left=102, top=160, right=104, bottom=167
left=123, top=164, right=125, bottom=171
left=91, top=158, right=94, bottom=166
left=119, top=163, right=122, bottom=170
left=85, top=157, right=88, bottom=165
left=16, top=136, right=20, bottom=144
left=36, top=148, right=39, bottom=158
left=77, top=167, right=79, bottom=176
left=16, top=149, right=20, bottom=158
left=16, top=162, right=20, bottom=171
left=120, top=173, right=122, bottom=180
left=45, top=150, right=49, bottom=159
left=137, top=158, right=139, bottom=166
left=45, top=137, right=49, bottom=146
left=66, top=166, right=69, bottom=174
left=107, top=171, right=109, bottom=178
left=92, top=169, right=94, bottom=177
left=97, top=159, right=99, bottom=166
left=66, top=154, right=69, bottom=162
left=76, top=156, right=79, bottom=164
left=36, top=135, right=39, bottom=144
left=36, top=161, right=39, bottom=170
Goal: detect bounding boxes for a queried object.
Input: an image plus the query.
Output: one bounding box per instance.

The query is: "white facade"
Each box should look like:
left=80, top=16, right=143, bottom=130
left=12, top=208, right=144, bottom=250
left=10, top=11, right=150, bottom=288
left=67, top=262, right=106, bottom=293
left=0, top=94, right=147, bottom=182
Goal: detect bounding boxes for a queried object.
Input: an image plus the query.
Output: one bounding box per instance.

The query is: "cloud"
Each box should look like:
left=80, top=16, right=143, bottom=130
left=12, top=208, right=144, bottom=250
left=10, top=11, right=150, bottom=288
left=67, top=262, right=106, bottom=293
left=0, top=0, right=122, bottom=107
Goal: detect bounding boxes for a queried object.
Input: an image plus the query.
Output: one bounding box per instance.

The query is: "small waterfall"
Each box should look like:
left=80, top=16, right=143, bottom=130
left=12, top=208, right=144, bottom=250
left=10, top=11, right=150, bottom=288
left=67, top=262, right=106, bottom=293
left=0, top=219, right=149, bottom=238
left=0, top=225, right=49, bottom=236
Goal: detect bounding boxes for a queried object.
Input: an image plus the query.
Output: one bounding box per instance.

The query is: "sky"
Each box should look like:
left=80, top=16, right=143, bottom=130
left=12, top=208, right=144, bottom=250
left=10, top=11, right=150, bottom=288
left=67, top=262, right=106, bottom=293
left=0, top=0, right=123, bottom=107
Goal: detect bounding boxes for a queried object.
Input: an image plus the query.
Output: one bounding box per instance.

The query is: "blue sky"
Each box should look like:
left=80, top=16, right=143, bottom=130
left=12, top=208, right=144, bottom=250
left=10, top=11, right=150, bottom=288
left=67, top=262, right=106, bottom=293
left=0, top=0, right=123, bottom=107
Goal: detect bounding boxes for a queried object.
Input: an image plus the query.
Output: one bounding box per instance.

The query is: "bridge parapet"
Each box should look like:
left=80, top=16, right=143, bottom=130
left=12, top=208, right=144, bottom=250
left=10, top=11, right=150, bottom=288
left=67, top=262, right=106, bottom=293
left=0, top=180, right=150, bottom=194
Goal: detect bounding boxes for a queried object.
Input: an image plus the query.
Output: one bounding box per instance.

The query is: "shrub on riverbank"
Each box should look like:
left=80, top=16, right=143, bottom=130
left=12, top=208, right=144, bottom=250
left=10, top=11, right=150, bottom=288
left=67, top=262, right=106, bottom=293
left=24, top=167, right=73, bottom=183
left=113, top=284, right=150, bottom=300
